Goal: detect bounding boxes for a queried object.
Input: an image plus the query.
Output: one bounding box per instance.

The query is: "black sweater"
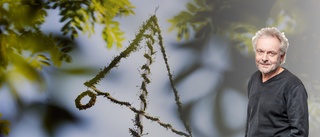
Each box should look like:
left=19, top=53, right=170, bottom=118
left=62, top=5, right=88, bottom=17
left=245, top=68, right=309, bottom=137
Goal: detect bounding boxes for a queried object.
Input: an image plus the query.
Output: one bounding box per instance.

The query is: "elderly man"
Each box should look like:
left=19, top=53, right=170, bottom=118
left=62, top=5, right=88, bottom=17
left=245, top=27, right=309, bottom=137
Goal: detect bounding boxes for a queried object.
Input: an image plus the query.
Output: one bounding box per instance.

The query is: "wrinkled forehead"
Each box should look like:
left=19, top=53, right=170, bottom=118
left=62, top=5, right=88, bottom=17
left=256, top=36, right=281, bottom=51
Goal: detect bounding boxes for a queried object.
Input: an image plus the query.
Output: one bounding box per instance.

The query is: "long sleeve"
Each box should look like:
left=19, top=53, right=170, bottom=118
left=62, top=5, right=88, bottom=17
left=286, top=84, right=309, bottom=137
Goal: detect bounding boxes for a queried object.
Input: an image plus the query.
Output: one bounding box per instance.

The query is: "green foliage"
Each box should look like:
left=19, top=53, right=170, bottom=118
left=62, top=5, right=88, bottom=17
left=168, top=0, right=296, bottom=53
left=168, top=0, right=210, bottom=41
left=0, top=0, right=136, bottom=136
left=75, top=15, right=192, bottom=137
left=0, top=1, right=72, bottom=93
left=0, top=0, right=135, bottom=89
left=49, top=0, right=135, bottom=48
left=0, top=113, right=10, bottom=136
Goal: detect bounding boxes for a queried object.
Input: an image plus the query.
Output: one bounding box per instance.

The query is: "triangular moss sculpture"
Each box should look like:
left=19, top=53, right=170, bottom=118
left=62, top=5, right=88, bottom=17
left=75, top=15, right=192, bottom=137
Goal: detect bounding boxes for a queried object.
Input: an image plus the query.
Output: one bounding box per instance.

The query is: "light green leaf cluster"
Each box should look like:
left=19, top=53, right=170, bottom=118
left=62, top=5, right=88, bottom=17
left=0, top=0, right=48, bottom=32
left=225, top=23, right=257, bottom=54
left=1, top=0, right=135, bottom=136
left=0, top=0, right=71, bottom=92
left=0, top=31, right=73, bottom=90
left=168, top=0, right=210, bottom=41
left=168, top=0, right=298, bottom=53
left=51, top=0, right=135, bottom=48
left=0, top=0, right=135, bottom=94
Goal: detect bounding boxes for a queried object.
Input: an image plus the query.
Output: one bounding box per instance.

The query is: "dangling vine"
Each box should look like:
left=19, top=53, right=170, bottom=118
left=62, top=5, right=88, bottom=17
left=75, top=15, right=192, bottom=137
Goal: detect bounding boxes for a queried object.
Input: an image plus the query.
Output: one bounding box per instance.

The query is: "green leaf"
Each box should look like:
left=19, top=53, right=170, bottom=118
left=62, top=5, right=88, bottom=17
left=10, top=52, right=43, bottom=82
left=61, top=46, right=73, bottom=53
left=0, top=68, right=5, bottom=88
left=60, top=16, right=69, bottom=22
left=194, top=0, right=206, bottom=7
left=187, top=3, right=198, bottom=13
left=38, top=54, right=50, bottom=61
left=40, top=60, right=51, bottom=66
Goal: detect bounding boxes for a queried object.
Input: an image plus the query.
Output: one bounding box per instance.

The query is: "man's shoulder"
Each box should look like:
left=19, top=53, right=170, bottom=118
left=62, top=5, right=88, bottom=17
left=282, top=69, right=305, bottom=90
left=283, top=69, right=303, bottom=84
left=282, top=69, right=308, bottom=98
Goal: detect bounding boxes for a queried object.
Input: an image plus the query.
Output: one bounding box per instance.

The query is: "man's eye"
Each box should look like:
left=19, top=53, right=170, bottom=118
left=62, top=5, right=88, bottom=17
left=269, top=52, right=277, bottom=56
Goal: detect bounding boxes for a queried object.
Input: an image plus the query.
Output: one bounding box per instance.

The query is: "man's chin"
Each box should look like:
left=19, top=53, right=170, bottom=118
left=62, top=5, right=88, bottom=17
left=258, top=67, right=271, bottom=74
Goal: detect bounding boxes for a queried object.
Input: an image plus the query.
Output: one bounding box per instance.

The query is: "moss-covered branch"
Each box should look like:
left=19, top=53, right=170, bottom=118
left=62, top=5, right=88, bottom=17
left=75, top=15, right=192, bottom=137
left=75, top=86, right=190, bottom=137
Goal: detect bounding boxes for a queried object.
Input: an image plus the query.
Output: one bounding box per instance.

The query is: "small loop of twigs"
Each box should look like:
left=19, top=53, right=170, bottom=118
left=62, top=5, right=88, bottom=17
left=75, top=90, right=97, bottom=110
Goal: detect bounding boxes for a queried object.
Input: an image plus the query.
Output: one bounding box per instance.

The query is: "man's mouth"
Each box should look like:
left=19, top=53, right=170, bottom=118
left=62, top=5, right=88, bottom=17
left=259, top=63, right=270, bottom=67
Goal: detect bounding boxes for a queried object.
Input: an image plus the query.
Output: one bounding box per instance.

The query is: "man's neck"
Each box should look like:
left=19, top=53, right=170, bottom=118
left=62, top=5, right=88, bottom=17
left=261, top=67, right=284, bottom=82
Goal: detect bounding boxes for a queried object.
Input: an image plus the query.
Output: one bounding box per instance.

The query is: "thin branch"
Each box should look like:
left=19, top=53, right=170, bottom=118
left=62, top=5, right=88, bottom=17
left=151, top=16, right=193, bottom=136
left=88, top=86, right=190, bottom=137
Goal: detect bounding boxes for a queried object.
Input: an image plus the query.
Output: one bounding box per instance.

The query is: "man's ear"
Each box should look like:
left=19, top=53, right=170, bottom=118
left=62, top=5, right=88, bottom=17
left=281, top=52, right=286, bottom=62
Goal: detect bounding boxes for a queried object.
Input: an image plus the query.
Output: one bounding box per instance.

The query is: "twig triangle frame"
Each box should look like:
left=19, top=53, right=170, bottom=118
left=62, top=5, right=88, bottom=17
left=75, top=15, right=192, bottom=137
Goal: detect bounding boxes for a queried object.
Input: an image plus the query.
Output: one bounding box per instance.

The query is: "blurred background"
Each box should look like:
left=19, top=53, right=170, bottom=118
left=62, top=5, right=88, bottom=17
left=1, top=0, right=320, bottom=137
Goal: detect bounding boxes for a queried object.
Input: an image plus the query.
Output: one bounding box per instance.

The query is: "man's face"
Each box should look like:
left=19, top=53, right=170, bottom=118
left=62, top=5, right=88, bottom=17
left=255, top=36, right=284, bottom=74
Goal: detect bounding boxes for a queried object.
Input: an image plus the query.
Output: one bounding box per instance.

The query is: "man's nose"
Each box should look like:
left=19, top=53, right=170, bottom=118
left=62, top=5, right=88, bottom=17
left=262, top=53, right=268, bottom=61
